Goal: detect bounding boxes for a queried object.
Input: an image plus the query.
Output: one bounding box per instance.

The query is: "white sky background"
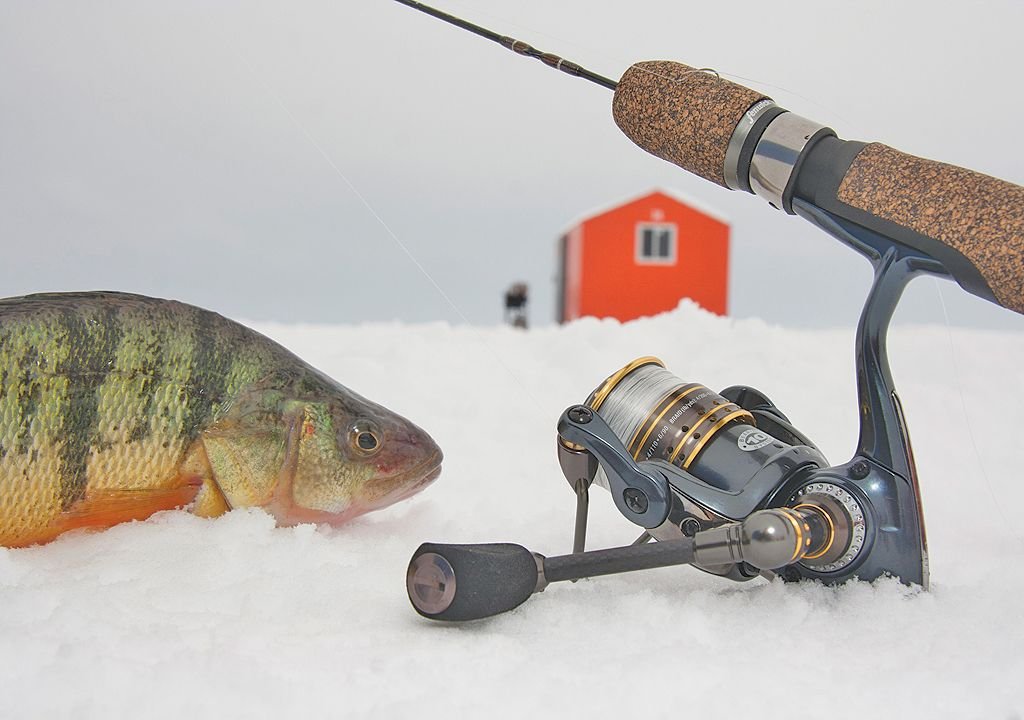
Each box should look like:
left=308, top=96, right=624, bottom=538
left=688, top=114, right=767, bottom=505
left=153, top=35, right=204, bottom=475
left=2, top=0, right=1023, bottom=329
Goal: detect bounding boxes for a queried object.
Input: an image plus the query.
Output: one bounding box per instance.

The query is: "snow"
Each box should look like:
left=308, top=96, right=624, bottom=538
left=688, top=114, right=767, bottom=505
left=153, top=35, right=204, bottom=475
left=2, top=302, right=1023, bottom=719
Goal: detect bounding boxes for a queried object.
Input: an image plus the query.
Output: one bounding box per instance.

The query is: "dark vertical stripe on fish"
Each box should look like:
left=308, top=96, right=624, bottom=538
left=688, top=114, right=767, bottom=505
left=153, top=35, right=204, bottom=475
left=12, top=346, right=41, bottom=454
left=126, top=333, right=164, bottom=443
left=0, top=328, right=11, bottom=462
left=56, top=306, right=123, bottom=508
left=181, top=307, right=230, bottom=442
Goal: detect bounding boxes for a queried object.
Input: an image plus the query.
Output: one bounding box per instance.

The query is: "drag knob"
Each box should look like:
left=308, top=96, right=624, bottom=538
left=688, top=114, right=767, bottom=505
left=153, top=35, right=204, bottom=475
left=406, top=543, right=541, bottom=621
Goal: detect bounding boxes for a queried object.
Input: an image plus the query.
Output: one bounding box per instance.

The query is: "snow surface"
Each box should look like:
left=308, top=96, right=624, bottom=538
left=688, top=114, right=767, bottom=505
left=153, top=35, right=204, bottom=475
left=2, top=302, right=1023, bottom=719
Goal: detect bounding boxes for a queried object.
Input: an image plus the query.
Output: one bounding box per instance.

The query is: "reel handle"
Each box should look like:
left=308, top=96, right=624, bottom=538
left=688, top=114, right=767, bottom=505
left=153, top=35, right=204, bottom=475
left=407, top=508, right=837, bottom=621
left=407, top=543, right=540, bottom=621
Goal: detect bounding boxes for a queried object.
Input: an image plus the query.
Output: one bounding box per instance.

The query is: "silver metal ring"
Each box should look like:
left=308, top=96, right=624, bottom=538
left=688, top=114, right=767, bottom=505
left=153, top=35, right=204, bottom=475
left=748, top=112, right=829, bottom=209
left=790, top=483, right=867, bottom=573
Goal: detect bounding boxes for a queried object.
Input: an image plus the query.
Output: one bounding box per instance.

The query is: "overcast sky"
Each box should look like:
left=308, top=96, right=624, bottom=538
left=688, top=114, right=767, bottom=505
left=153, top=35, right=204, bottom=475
left=2, top=0, right=1023, bottom=331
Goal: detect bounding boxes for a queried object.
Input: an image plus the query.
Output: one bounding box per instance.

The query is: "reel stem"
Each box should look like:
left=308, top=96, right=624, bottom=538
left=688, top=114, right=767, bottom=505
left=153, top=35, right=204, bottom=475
left=572, top=478, right=589, bottom=555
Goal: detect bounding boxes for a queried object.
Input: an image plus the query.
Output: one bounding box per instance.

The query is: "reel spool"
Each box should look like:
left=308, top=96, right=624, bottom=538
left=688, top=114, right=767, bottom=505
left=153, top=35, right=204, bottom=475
left=583, top=357, right=779, bottom=492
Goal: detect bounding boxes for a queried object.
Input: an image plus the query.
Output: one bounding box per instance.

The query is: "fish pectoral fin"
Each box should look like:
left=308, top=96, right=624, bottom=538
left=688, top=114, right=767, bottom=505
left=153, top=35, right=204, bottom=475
left=201, top=423, right=290, bottom=512
left=181, top=439, right=231, bottom=518
left=55, top=479, right=203, bottom=534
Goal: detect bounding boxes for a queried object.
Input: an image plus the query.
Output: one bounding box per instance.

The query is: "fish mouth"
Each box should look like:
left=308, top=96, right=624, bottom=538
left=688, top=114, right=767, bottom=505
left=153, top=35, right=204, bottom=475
left=352, top=449, right=443, bottom=514
left=270, top=458, right=442, bottom=527
left=318, top=454, right=442, bottom=523
left=407, top=460, right=442, bottom=496
left=387, top=451, right=443, bottom=504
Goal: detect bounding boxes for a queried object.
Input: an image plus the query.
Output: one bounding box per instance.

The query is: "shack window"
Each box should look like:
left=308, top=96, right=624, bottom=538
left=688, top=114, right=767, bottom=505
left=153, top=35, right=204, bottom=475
left=636, top=223, right=678, bottom=265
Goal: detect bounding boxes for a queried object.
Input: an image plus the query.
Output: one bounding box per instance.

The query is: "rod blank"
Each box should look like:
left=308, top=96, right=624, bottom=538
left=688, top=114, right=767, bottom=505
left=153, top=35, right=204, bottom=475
left=393, top=0, right=619, bottom=90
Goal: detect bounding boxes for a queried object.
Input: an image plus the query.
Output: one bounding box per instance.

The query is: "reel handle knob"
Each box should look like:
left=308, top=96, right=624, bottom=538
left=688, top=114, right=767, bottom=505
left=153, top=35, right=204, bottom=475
left=406, top=542, right=541, bottom=621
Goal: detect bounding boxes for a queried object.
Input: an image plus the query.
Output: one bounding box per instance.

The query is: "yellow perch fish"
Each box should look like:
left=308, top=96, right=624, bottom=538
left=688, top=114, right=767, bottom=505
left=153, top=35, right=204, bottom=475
left=0, top=292, right=442, bottom=547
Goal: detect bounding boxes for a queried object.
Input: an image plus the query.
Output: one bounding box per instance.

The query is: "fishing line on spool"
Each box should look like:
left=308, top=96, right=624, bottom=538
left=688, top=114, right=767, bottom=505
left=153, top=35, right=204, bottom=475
left=587, top=360, right=755, bottom=495
left=596, top=364, right=680, bottom=450
left=589, top=363, right=682, bottom=489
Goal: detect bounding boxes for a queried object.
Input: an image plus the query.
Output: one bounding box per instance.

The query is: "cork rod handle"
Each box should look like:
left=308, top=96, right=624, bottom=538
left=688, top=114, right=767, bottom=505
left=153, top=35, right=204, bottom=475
left=837, top=144, right=1024, bottom=314
left=612, top=60, right=768, bottom=187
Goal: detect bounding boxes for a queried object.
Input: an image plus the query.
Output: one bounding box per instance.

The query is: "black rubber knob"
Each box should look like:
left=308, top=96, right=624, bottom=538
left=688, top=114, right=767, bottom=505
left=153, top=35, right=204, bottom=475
left=406, top=543, right=539, bottom=621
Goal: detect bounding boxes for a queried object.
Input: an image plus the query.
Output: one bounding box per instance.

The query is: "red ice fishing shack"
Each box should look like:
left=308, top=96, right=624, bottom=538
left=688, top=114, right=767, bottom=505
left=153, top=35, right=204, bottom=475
left=556, top=189, right=729, bottom=323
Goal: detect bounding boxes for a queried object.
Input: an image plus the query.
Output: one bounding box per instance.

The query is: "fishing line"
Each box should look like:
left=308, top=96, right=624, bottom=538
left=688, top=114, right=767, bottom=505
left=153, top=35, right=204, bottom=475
left=227, top=47, right=464, bottom=323
left=220, top=33, right=548, bottom=410
left=597, top=364, right=682, bottom=451
left=931, top=277, right=1022, bottom=545
left=591, top=363, right=683, bottom=489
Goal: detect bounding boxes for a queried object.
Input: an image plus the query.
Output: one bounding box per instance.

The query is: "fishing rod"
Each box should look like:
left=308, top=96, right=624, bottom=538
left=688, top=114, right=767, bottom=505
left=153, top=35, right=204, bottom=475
left=392, top=0, right=618, bottom=90
left=395, top=0, right=1024, bottom=621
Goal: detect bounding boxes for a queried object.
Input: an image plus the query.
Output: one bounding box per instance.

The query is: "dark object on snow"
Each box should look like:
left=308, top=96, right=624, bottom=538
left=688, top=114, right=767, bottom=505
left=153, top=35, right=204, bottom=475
left=503, top=283, right=528, bottom=329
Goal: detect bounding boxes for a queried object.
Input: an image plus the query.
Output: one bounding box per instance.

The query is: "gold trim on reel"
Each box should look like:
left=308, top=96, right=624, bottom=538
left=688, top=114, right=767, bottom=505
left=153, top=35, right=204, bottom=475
left=585, top=356, right=665, bottom=412
left=585, top=357, right=754, bottom=472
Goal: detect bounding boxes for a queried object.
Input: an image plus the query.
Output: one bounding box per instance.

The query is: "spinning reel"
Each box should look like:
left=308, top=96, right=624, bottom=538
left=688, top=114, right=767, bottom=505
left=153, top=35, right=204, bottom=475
left=396, top=1, right=1024, bottom=620
left=408, top=306, right=924, bottom=623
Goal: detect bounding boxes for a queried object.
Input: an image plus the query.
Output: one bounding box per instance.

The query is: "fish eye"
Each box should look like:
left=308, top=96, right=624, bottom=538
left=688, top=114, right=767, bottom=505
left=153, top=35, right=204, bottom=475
left=349, top=421, right=381, bottom=456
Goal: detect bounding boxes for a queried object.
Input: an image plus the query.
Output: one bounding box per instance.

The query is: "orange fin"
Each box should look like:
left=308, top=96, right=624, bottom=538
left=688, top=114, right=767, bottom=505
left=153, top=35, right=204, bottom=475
left=181, top=440, right=231, bottom=519
left=55, top=478, right=202, bottom=534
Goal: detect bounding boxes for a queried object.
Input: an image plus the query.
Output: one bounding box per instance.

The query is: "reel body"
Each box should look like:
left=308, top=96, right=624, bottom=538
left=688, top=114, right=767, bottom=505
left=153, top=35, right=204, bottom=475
left=560, top=356, right=923, bottom=587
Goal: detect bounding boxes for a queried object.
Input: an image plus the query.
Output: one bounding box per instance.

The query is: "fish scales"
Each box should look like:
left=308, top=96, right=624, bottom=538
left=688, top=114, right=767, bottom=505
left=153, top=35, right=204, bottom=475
left=0, top=292, right=442, bottom=547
